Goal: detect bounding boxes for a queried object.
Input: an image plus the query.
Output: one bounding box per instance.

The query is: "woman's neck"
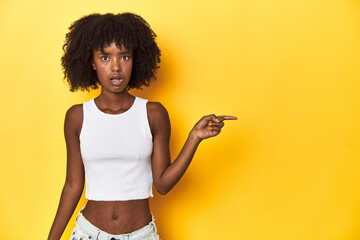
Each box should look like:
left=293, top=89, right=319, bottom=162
left=95, top=90, right=135, bottom=112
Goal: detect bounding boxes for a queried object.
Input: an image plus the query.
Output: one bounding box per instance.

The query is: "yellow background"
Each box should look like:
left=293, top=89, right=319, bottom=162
left=1, top=0, right=360, bottom=239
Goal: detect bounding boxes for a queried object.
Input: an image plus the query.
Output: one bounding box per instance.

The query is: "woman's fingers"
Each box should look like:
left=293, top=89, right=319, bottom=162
left=216, top=115, right=237, bottom=121
left=208, top=126, right=222, bottom=133
left=204, top=115, right=237, bottom=124
left=207, top=115, right=236, bottom=127
left=208, top=121, right=224, bottom=128
left=192, top=114, right=235, bottom=140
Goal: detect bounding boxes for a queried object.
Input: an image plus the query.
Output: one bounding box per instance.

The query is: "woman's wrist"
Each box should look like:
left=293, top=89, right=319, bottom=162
left=188, top=130, right=202, bottom=145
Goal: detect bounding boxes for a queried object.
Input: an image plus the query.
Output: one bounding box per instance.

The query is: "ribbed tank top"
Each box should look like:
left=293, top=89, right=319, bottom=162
left=79, top=96, right=153, bottom=201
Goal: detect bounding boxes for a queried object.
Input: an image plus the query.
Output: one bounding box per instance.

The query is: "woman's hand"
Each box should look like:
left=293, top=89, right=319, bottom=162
left=190, top=114, right=237, bottom=142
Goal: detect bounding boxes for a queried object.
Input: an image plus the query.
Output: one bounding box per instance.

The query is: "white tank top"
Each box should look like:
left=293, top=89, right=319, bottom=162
left=79, top=96, right=153, bottom=201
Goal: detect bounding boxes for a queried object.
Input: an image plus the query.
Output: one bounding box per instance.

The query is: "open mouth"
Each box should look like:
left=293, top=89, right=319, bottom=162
left=110, top=77, right=123, bottom=86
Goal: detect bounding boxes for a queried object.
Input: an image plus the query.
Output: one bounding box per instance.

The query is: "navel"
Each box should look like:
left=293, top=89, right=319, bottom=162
left=112, top=213, right=119, bottom=220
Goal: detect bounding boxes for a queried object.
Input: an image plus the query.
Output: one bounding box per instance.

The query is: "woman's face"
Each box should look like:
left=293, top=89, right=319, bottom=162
left=92, top=42, right=133, bottom=94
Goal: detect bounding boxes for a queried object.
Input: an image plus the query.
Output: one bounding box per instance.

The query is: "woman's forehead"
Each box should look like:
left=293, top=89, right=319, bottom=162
left=94, top=41, right=131, bottom=52
left=93, top=42, right=133, bottom=55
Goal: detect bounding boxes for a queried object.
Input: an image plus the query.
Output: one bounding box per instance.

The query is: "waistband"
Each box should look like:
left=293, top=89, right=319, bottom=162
left=75, top=206, right=157, bottom=240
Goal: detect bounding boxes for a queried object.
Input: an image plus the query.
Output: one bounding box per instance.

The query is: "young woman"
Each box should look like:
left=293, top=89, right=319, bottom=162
left=48, top=12, right=236, bottom=240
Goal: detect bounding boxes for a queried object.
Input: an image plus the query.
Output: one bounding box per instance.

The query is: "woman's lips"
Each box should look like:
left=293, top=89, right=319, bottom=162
left=110, top=78, right=123, bottom=86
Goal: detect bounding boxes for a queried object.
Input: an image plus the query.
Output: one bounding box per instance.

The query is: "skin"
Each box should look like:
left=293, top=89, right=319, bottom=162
left=48, top=42, right=237, bottom=239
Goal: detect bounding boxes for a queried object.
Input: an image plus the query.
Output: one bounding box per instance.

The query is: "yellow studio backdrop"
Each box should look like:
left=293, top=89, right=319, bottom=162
left=0, top=0, right=359, bottom=239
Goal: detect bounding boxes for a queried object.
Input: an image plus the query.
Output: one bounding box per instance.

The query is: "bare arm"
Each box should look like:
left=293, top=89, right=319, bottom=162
left=147, top=102, right=237, bottom=195
left=48, top=104, right=85, bottom=240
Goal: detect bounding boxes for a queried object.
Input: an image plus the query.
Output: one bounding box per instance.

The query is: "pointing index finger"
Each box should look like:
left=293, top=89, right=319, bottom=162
left=216, top=115, right=238, bottom=121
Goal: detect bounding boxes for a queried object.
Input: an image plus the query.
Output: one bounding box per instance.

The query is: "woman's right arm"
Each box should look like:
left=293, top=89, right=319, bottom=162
left=48, top=104, right=84, bottom=240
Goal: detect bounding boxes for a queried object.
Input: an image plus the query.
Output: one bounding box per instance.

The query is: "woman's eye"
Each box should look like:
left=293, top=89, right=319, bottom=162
left=101, top=56, right=109, bottom=61
left=121, top=56, right=129, bottom=61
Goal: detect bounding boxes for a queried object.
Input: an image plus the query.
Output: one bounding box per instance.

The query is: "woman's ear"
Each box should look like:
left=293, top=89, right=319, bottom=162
left=91, top=60, right=96, bottom=70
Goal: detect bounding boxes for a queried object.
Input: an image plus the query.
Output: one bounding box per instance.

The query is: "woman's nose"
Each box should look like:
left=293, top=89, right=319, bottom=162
left=111, top=59, right=121, bottom=72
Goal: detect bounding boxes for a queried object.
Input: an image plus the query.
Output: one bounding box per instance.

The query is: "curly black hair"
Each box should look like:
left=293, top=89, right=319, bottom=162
left=61, top=13, right=161, bottom=91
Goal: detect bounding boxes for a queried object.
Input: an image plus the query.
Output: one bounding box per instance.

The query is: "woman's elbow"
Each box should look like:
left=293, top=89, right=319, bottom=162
left=154, top=183, right=171, bottom=195
left=157, top=189, right=169, bottom=195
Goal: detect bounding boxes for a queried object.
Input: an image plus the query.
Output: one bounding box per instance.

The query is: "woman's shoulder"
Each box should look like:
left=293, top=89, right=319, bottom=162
left=146, top=101, right=168, bottom=117
left=66, top=104, right=83, bottom=119
left=64, top=104, right=83, bottom=134
left=146, top=101, right=170, bottom=132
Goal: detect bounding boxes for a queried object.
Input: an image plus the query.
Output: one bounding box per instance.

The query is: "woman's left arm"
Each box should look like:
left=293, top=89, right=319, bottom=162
left=147, top=102, right=236, bottom=195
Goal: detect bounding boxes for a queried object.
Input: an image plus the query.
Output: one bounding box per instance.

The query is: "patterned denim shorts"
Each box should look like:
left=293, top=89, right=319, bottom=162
left=69, top=207, right=159, bottom=240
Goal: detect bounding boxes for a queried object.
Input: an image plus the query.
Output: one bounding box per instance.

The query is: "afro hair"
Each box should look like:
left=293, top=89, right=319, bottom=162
left=61, top=12, right=161, bottom=91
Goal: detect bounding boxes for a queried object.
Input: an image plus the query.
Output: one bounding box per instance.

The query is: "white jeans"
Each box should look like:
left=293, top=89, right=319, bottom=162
left=69, top=207, right=159, bottom=240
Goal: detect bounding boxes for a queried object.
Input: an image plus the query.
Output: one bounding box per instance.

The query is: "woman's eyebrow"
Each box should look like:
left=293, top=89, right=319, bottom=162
left=97, top=49, right=130, bottom=55
left=100, top=49, right=109, bottom=55
left=119, top=50, right=130, bottom=54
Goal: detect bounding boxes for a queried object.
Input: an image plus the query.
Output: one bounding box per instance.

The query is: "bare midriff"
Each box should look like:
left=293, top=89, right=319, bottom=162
left=82, top=199, right=152, bottom=234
